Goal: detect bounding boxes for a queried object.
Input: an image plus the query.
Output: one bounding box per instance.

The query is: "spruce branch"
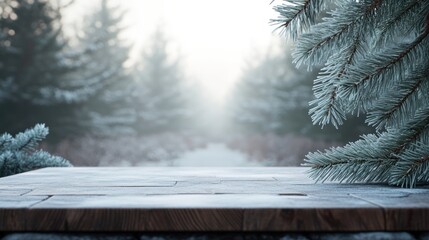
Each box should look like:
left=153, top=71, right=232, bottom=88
left=375, top=0, right=423, bottom=46
left=390, top=143, right=429, bottom=188
left=304, top=134, right=397, bottom=183
left=0, top=151, right=14, bottom=176
left=13, top=150, right=72, bottom=175
left=274, top=0, right=429, bottom=187
left=10, top=124, right=49, bottom=153
left=389, top=107, right=429, bottom=155
left=366, top=67, right=429, bottom=130
left=272, top=0, right=326, bottom=40
left=0, top=124, right=72, bottom=177
left=293, top=1, right=380, bottom=66
left=305, top=107, right=429, bottom=186
left=309, top=34, right=364, bottom=128
left=340, top=30, right=429, bottom=111
left=0, top=134, right=13, bottom=152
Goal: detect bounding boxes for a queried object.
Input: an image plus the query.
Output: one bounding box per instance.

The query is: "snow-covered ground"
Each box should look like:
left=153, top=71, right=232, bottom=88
left=173, top=143, right=263, bottom=166
left=51, top=134, right=332, bottom=167
left=137, top=143, right=263, bottom=167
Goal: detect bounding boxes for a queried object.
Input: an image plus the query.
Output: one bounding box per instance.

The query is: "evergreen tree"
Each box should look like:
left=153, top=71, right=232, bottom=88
left=233, top=47, right=312, bottom=133
left=0, top=124, right=71, bottom=177
left=273, top=0, right=429, bottom=187
left=73, top=0, right=134, bottom=136
left=233, top=44, right=371, bottom=142
left=133, top=28, right=190, bottom=133
left=0, top=0, right=82, bottom=138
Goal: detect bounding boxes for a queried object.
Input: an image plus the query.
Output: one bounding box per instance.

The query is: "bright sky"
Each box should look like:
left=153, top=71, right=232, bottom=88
left=64, top=0, right=282, bottom=104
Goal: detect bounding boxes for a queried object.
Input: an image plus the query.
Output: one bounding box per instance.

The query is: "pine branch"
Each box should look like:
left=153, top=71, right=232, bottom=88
left=305, top=107, right=429, bottom=185
left=308, top=158, right=395, bottom=183
left=366, top=66, right=429, bottom=130
left=309, top=81, right=346, bottom=128
left=389, top=143, right=429, bottom=188
left=10, top=124, right=49, bottom=153
left=0, top=133, right=13, bottom=152
left=340, top=30, right=429, bottom=111
left=19, top=150, right=72, bottom=172
left=0, top=151, right=14, bottom=177
left=272, top=0, right=326, bottom=40
left=0, top=124, right=72, bottom=177
left=273, top=0, right=429, bottom=188
left=293, top=1, right=380, bottom=66
left=375, top=0, right=423, bottom=46
left=309, top=34, right=363, bottom=128
left=0, top=150, right=71, bottom=177
left=304, top=134, right=396, bottom=183
left=389, top=108, right=429, bottom=155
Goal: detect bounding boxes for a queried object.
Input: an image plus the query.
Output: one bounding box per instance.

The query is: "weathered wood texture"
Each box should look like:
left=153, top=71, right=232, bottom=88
left=0, top=167, right=428, bottom=232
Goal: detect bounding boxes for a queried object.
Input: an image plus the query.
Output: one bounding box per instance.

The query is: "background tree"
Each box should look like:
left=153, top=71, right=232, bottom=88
left=273, top=0, right=429, bottom=187
left=0, top=0, right=83, bottom=139
left=132, top=28, right=191, bottom=134
left=233, top=48, right=305, bottom=134
left=232, top=44, right=371, bottom=143
left=72, top=0, right=134, bottom=136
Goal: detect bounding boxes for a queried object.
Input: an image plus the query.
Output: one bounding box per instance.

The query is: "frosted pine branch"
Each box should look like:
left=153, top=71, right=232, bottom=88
left=272, top=0, right=326, bottom=40
left=0, top=124, right=72, bottom=177
left=272, top=0, right=429, bottom=187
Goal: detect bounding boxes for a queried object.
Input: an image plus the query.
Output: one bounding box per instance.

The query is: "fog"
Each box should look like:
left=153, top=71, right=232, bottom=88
left=64, top=0, right=281, bottom=103
left=0, top=0, right=372, bottom=167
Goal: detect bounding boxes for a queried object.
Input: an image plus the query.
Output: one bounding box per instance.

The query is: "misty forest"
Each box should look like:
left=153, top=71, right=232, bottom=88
left=0, top=0, right=428, bottom=187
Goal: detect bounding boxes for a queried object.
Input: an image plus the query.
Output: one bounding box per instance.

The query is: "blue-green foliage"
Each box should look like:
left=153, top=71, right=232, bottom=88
left=0, top=124, right=72, bottom=177
left=273, top=0, right=429, bottom=187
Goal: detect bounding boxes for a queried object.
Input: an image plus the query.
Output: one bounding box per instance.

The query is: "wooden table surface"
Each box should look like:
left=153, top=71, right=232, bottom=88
left=0, top=167, right=428, bottom=232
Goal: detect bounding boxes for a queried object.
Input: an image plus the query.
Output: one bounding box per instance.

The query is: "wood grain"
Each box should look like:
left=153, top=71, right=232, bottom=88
left=243, top=208, right=385, bottom=231
left=0, top=167, right=428, bottom=232
left=352, top=192, right=429, bottom=231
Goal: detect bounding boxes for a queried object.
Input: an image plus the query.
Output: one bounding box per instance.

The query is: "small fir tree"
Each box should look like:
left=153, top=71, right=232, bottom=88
left=0, top=124, right=71, bottom=177
left=74, top=0, right=134, bottom=136
left=233, top=47, right=314, bottom=133
left=133, top=28, right=190, bottom=133
left=273, top=0, right=429, bottom=187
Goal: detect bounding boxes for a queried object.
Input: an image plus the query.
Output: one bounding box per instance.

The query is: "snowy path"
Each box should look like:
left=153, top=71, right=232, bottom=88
left=172, top=143, right=263, bottom=167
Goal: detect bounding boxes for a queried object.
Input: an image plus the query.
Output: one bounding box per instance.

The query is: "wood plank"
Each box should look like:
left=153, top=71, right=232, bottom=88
left=0, top=208, right=244, bottom=232
left=32, top=194, right=309, bottom=208
left=175, top=181, right=292, bottom=195
left=0, top=209, right=29, bottom=231
left=243, top=208, right=384, bottom=231
left=26, top=186, right=178, bottom=196
left=0, top=196, right=49, bottom=231
left=143, top=209, right=243, bottom=231
left=6, top=167, right=304, bottom=179
left=4, top=194, right=382, bottom=231
left=0, top=188, right=32, bottom=196
left=19, top=209, right=148, bottom=231
left=0, top=174, right=177, bottom=188
left=0, top=196, right=48, bottom=208
left=26, top=182, right=303, bottom=196
left=0, top=167, right=428, bottom=232
left=352, top=192, right=429, bottom=231
left=283, top=183, right=429, bottom=196
left=5, top=194, right=381, bottom=231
